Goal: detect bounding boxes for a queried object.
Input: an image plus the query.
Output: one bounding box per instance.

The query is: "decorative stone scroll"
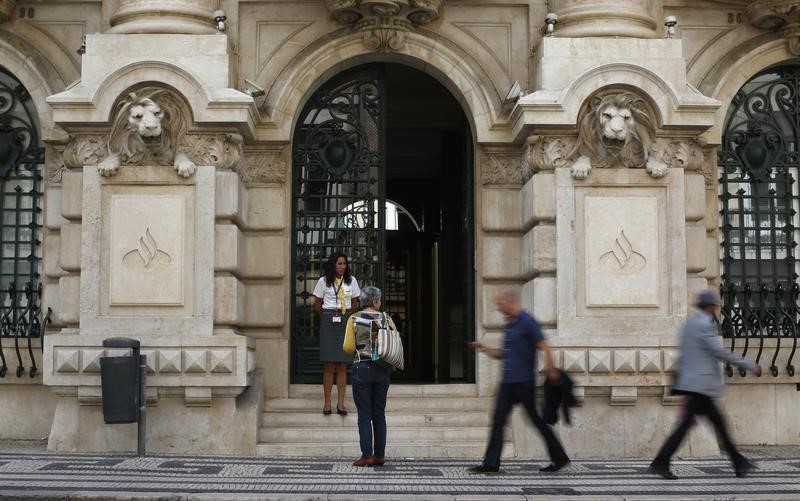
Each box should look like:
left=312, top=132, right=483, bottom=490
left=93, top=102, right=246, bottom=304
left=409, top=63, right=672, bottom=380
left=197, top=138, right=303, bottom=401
left=746, top=1, right=800, bottom=55
left=523, top=136, right=577, bottom=172
left=326, top=0, right=442, bottom=51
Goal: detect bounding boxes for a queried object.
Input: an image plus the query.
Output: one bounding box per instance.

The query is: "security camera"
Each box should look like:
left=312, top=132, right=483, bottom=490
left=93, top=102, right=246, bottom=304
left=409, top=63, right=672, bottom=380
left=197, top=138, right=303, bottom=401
left=244, top=78, right=266, bottom=98
left=545, top=13, right=558, bottom=36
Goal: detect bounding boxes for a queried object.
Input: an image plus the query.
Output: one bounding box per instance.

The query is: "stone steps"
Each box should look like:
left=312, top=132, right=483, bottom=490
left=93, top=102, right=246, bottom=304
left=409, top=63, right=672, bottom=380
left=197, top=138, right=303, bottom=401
left=257, top=384, right=513, bottom=459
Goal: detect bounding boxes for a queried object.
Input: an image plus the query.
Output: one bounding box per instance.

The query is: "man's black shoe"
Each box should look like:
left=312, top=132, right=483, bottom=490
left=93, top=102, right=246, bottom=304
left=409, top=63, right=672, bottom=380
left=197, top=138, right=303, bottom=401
left=735, top=459, right=756, bottom=478
left=539, top=459, right=570, bottom=472
left=647, top=464, right=678, bottom=480
left=468, top=465, right=499, bottom=474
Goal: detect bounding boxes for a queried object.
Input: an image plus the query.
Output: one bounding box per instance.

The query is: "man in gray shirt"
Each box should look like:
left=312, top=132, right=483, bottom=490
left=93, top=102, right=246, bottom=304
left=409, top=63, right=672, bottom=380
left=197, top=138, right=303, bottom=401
left=648, top=289, right=761, bottom=479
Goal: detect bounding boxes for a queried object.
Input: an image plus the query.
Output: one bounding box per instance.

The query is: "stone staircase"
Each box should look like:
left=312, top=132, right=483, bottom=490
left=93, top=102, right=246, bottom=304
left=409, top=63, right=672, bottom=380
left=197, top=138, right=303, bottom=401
left=256, top=384, right=515, bottom=458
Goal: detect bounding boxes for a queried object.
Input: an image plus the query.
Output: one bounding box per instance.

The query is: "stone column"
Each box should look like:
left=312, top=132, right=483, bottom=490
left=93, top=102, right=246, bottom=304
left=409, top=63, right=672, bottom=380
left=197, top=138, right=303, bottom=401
left=108, top=0, right=217, bottom=34
left=549, top=0, right=662, bottom=38
left=0, top=0, right=16, bottom=22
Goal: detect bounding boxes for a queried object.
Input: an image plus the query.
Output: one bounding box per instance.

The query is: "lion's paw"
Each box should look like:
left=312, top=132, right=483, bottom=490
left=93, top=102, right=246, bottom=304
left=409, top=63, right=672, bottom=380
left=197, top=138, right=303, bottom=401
left=175, top=158, right=197, bottom=178
left=645, top=158, right=669, bottom=178
left=97, top=155, right=120, bottom=177
left=570, top=156, right=592, bottom=180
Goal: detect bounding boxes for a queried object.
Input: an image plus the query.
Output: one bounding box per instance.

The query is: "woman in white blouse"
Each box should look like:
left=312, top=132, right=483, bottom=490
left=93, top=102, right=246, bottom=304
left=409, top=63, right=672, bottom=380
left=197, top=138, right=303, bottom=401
left=313, top=252, right=360, bottom=415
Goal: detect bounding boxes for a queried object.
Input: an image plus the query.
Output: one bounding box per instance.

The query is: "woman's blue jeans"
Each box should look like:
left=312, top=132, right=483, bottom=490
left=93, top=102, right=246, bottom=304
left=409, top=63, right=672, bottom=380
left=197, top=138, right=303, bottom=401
left=351, top=361, right=391, bottom=458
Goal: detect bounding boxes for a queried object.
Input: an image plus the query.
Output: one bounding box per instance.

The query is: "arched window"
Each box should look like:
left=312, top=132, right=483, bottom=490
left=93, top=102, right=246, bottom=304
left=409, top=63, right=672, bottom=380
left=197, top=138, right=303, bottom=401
left=719, top=65, right=799, bottom=376
left=0, top=67, right=45, bottom=377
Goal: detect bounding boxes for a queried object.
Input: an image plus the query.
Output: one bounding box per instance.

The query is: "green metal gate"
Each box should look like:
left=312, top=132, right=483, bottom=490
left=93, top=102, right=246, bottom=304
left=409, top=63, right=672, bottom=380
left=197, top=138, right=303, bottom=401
left=290, top=65, right=386, bottom=383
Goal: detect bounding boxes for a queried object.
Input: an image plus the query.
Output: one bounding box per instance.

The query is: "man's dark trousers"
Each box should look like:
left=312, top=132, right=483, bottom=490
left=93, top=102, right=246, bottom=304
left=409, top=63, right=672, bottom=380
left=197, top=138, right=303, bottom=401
left=652, top=392, right=745, bottom=469
left=483, top=381, right=569, bottom=469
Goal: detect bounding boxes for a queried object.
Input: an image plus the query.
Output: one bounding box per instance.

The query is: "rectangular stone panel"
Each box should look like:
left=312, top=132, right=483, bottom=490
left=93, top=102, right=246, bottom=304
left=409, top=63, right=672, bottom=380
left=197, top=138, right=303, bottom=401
left=584, top=196, right=659, bottom=307
left=109, top=194, right=186, bottom=306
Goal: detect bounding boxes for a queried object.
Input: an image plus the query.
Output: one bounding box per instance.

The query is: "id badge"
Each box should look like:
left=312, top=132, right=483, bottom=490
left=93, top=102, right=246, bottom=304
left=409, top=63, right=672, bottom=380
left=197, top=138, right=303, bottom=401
left=332, top=316, right=342, bottom=323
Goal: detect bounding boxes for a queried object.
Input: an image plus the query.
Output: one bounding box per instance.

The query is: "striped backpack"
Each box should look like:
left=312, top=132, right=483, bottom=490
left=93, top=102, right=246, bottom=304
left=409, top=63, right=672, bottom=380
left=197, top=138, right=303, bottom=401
left=373, top=312, right=404, bottom=371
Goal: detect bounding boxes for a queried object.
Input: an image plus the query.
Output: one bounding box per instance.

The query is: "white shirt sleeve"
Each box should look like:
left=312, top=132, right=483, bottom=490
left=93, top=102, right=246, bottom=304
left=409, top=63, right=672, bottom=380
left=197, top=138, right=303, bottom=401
left=312, top=277, right=327, bottom=300
left=350, top=277, right=361, bottom=302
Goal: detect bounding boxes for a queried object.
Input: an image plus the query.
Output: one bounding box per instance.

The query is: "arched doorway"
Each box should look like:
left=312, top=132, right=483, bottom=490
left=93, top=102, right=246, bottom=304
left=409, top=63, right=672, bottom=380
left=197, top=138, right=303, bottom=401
left=290, top=63, right=475, bottom=384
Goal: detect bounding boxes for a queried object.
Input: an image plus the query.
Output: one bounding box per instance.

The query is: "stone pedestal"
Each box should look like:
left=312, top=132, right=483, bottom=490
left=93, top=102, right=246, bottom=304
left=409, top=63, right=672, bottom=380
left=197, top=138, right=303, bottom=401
left=109, top=0, right=217, bottom=34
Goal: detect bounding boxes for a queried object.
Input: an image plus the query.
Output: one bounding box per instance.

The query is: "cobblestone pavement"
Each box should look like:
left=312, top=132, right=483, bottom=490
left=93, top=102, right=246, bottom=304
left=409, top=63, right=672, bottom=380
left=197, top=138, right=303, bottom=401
left=0, top=442, right=798, bottom=500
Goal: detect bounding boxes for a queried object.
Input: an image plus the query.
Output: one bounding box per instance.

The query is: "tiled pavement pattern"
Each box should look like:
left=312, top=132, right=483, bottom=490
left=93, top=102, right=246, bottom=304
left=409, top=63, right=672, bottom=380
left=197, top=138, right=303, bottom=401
left=0, top=444, right=799, bottom=500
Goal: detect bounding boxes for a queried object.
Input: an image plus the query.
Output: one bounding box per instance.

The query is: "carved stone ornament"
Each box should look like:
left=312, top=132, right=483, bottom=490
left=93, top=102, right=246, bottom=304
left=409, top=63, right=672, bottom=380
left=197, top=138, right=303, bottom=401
left=0, top=0, right=16, bottom=23
left=523, top=136, right=578, bottom=172
left=62, top=135, right=108, bottom=169
left=746, top=1, right=800, bottom=55
left=98, top=87, right=197, bottom=178
left=568, top=92, right=668, bottom=180
left=480, top=147, right=531, bottom=186
left=182, top=134, right=243, bottom=171
left=326, top=0, right=442, bottom=52
left=237, top=147, right=287, bottom=184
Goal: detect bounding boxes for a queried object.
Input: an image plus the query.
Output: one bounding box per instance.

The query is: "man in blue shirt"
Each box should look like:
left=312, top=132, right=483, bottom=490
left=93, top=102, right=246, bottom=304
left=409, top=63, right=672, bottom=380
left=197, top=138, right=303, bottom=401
left=469, top=286, right=570, bottom=473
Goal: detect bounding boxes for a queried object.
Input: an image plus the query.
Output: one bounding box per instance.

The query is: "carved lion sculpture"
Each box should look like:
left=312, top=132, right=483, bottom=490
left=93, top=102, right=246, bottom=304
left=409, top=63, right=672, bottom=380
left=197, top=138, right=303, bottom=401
left=569, top=92, right=667, bottom=180
left=98, top=89, right=196, bottom=178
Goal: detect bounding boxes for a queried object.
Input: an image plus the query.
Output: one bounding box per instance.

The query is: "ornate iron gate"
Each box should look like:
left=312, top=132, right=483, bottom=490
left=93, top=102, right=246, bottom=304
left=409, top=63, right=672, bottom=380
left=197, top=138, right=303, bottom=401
left=719, top=65, right=800, bottom=377
left=0, top=67, right=50, bottom=379
left=291, top=66, right=386, bottom=383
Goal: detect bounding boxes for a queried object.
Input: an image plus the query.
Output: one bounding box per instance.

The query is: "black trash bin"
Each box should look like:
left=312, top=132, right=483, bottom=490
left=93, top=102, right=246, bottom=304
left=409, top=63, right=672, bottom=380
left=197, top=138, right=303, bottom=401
left=100, top=337, right=140, bottom=424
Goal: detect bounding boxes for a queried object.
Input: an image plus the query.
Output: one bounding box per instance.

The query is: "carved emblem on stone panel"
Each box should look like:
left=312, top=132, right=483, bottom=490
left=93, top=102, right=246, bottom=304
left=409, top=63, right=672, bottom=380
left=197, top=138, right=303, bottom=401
left=237, top=148, right=287, bottom=184
left=480, top=148, right=530, bottom=186
left=599, top=230, right=646, bottom=275
left=569, top=92, right=667, bottom=180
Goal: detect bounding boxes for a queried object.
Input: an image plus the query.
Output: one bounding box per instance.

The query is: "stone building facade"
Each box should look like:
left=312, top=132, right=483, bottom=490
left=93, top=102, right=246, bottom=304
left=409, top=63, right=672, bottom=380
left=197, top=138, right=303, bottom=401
left=0, top=0, right=798, bottom=458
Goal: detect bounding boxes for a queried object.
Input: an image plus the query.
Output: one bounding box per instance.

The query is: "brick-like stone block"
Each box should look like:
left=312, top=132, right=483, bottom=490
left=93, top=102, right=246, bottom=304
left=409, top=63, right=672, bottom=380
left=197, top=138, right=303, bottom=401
left=214, top=276, right=244, bottom=325
left=521, top=172, right=555, bottom=226
left=243, top=283, right=285, bottom=327
left=61, top=171, right=83, bottom=220
left=532, top=277, right=557, bottom=325
left=242, top=235, right=286, bottom=278
left=59, top=223, right=82, bottom=272
left=684, top=173, right=706, bottom=222
left=215, top=171, right=241, bottom=220
left=244, top=187, right=285, bottom=230
left=482, top=236, right=522, bottom=279
left=685, top=224, right=707, bottom=273
left=58, top=276, right=80, bottom=324
left=215, top=224, right=241, bottom=273
left=482, top=187, right=521, bottom=231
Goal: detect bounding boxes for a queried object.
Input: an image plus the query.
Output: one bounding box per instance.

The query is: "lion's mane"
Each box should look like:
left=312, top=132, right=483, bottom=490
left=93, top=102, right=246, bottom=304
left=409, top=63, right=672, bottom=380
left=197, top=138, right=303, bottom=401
left=569, top=92, right=656, bottom=169
left=106, top=88, right=188, bottom=166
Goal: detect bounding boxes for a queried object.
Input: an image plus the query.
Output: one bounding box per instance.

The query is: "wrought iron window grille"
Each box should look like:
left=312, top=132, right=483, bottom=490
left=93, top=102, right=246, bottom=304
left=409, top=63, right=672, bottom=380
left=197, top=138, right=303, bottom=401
left=719, top=66, right=800, bottom=378
left=0, top=67, right=48, bottom=378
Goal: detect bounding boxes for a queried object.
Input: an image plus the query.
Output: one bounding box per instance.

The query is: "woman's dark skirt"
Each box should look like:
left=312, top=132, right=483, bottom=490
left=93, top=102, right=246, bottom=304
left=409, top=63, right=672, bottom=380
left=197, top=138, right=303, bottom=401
left=319, top=311, right=352, bottom=363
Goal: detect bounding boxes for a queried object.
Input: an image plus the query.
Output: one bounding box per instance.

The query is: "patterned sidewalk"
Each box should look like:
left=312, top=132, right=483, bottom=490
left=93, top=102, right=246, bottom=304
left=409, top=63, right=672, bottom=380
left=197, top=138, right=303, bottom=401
left=0, top=442, right=799, bottom=500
